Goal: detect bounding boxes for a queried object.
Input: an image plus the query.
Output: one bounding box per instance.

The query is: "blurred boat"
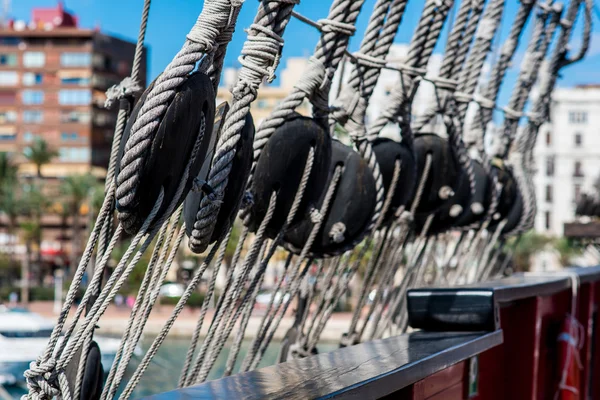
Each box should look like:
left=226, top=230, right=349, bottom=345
left=0, top=305, right=138, bottom=386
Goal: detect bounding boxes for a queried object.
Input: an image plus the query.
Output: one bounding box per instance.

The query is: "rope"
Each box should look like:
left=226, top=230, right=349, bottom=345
left=116, top=0, right=243, bottom=230
left=189, top=0, right=300, bottom=253
left=367, top=0, right=455, bottom=142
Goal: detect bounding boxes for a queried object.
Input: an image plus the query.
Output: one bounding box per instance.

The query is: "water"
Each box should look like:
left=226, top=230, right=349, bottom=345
left=6, top=337, right=337, bottom=399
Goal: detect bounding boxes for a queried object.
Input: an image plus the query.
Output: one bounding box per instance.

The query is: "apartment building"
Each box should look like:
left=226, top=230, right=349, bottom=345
left=0, top=2, right=146, bottom=177
left=534, top=85, right=600, bottom=236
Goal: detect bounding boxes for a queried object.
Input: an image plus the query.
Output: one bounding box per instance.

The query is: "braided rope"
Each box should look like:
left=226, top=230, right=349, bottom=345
left=189, top=0, right=299, bottom=253
left=366, top=0, right=454, bottom=141
left=116, top=0, right=243, bottom=229
left=508, top=0, right=592, bottom=236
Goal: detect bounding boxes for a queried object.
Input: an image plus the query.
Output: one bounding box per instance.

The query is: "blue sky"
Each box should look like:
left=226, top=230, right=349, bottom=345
left=12, top=1, right=600, bottom=100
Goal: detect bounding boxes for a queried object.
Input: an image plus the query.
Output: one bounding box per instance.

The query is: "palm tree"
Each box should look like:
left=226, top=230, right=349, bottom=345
left=0, top=152, right=17, bottom=187
left=60, top=174, right=97, bottom=275
left=24, top=138, right=57, bottom=178
left=21, top=184, right=50, bottom=294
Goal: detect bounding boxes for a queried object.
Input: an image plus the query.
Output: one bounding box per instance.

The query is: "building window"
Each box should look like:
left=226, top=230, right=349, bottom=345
left=23, top=52, right=45, bottom=68
left=0, top=38, right=20, bottom=46
left=23, top=132, right=38, bottom=142
left=60, top=132, right=81, bottom=142
left=545, top=185, right=553, bottom=203
left=568, top=111, right=588, bottom=124
left=61, top=76, right=90, bottom=86
left=22, top=90, right=44, bottom=105
left=546, top=132, right=551, bottom=146
left=545, top=211, right=551, bottom=230
left=60, top=53, right=92, bottom=67
left=60, top=110, right=91, bottom=124
left=574, top=184, right=582, bottom=202
left=58, top=89, right=91, bottom=105
left=0, top=53, right=17, bottom=66
left=59, top=147, right=91, bottom=163
left=23, top=72, right=43, bottom=86
left=574, top=161, right=584, bottom=177
left=23, top=110, right=43, bottom=123
left=0, top=71, right=18, bottom=86
left=0, top=110, right=17, bottom=123
left=0, top=126, right=16, bottom=141
left=546, top=156, right=555, bottom=177
left=257, top=100, right=268, bottom=109
left=575, top=132, right=583, bottom=147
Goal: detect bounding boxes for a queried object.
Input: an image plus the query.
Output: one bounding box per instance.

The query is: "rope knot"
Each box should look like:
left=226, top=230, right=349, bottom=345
left=310, top=208, right=322, bottom=224
left=104, top=76, right=142, bottom=109
left=329, top=222, right=346, bottom=243
left=24, top=358, right=62, bottom=398
left=317, top=19, right=356, bottom=36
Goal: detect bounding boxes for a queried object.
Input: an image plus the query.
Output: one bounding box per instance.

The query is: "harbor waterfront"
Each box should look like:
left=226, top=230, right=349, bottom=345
left=25, top=302, right=354, bottom=340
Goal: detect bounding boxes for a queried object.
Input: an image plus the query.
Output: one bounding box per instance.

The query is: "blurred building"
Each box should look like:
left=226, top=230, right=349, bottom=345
left=534, top=84, right=600, bottom=236
left=217, top=58, right=312, bottom=127
left=0, top=2, right=146, bottom=178
left=217, top=44, right=442, bottom=135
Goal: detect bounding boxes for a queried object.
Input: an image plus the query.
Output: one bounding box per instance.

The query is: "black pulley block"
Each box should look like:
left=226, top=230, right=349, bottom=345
left=246, top=114, right=332, bottom=238
left=184, top=103, right=255, bottom=250
left=371, top=137, right=417, bottom=223
left=501, top=186, right=523, bottom=234
left=422, top=160, right=491, bottom=234
left=285, top=139, right=377, bottom=256
left=65, top=340, right=103, bottom=400
left=489, top=159, right=518, bottom=224
left=452, top=160, right=492, bottom=227
left=414, top=170, right=472, bottom=235
left=411, top=133, right=461, bottom=215
left=116, top=72, right=216, bottom=234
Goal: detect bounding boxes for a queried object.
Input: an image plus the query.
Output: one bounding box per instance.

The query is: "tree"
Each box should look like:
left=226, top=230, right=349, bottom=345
left=24, top=138, right=57, bottom=178
left=0, top=152, right=17, bottom=187
left=60, top=174, right=97, bottom=275
left=508, top=231, right=553, bottom=273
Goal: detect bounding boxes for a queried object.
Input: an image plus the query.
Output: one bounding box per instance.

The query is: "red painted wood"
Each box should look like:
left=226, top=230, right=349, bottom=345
left=498, top=296, right=539, bottom=400
left=591, top=281, right=600, bottom=399
left=426, top=381, right=463, bottom=400
left=474, top=345, right=505, bottom=400
left=577, top=282, right=594, bottom=398
left=535, top=290, right=571, bottom=400
left=406, top=362, right=466, bottom=400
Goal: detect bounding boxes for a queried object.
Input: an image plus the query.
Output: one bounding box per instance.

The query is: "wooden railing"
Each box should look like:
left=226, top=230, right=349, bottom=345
left=148, top=266, right=600, bottom=400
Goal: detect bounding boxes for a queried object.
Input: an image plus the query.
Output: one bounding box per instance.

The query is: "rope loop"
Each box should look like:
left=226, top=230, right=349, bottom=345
left=423, top=75, right=459, bottom=91
left=104, top=76, right=142, bottom=109
left=23, top=358, right=67, bottom=400
left=238, top=23, right=285, bottom=83
left=317, top=18, right=357, bottom=36
left=350, top=51, right=387, bottom=69
left=294, top=56, right=328, bottom=96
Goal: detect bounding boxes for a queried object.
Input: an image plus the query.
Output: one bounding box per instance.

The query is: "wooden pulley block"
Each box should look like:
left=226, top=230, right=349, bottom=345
left=451, top=160, right=492, bottom=228
left=285, top=139, right=377, bottom=256
left=245, top=114, right=332, bottom=238
left=116, top=72, right=216, bottom=234
left=65, top=340, right=103, bottom=400
left=183, top=103, right=255, bottom=251
left=501, top=187, right=523, bottom=234
left=489, top=159, right=518, bottom=223
left=371, top=137, right=417, bottom=223
left=414, top=170, right=473, bottom=235
left=411, top=133, right=461, bottom=215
